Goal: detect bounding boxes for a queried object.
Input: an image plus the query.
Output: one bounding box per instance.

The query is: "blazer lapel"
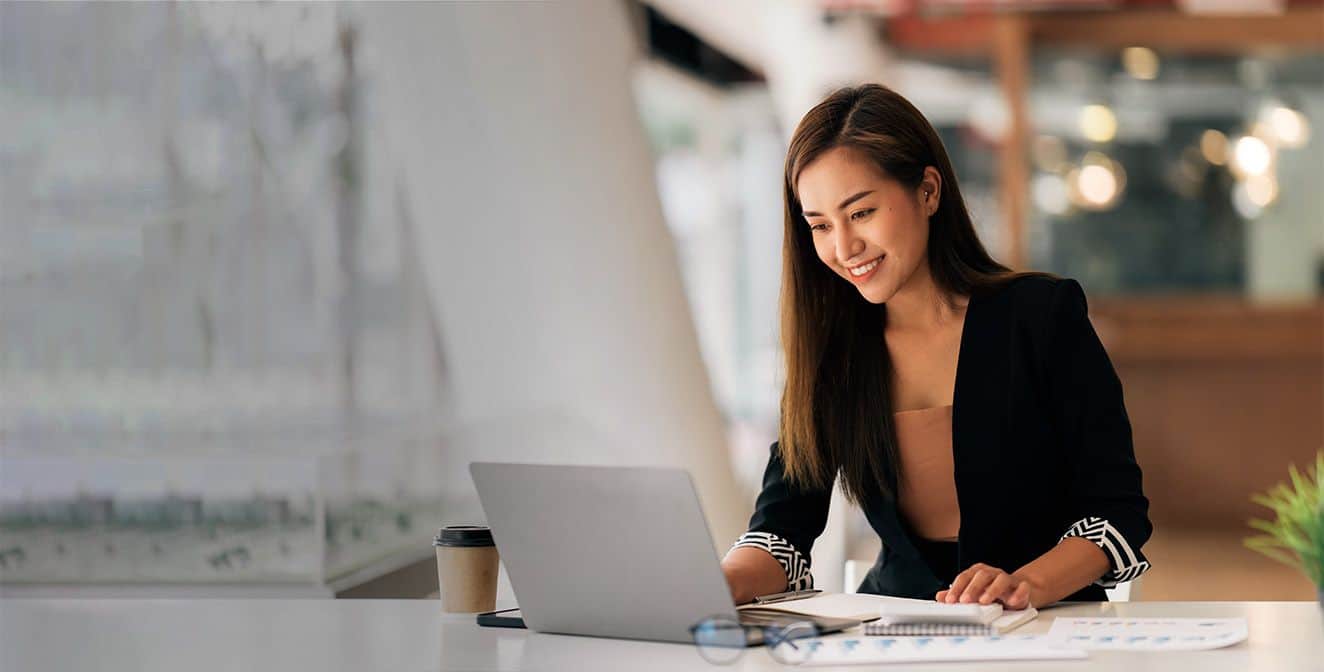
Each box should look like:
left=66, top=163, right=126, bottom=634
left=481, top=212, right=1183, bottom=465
left=952, top=286, right=1011, bottom=569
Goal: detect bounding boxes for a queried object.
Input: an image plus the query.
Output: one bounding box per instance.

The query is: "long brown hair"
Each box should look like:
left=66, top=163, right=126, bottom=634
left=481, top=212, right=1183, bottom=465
left=778, top=83, right=1049, bottom=505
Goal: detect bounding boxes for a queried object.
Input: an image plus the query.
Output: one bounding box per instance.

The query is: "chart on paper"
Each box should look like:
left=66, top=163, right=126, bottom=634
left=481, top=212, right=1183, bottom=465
left=1045, top=617, right=1249, bottom=651
left=798, top=634, right=1088, bottom=666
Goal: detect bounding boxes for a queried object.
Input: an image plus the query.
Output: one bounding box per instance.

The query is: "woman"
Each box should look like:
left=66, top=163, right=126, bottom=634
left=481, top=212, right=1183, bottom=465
left=720, top=84, right=1151, bottom=609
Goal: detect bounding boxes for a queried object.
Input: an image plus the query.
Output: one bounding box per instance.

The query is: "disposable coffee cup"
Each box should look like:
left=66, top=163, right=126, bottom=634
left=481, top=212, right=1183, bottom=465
left=434, top=525, right=498, bottom=613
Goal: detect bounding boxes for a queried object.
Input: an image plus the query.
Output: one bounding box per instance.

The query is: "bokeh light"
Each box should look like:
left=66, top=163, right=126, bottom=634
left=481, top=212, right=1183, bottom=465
left=1033, top=173, right=1072, bottom=215
left=1232, top=135, right=1272, bottom=177
left=1244, top=173, right=1279, bottom=207
left=1200, top=129, right=1228, bottom=166
left=1079, top=104, right=1118, bottom=143
left=1067, top=151, right=1127, bottom=211
left=1266, top=106, right=1310, bottom=149
left=1122, top=47, right=1160, bottom=81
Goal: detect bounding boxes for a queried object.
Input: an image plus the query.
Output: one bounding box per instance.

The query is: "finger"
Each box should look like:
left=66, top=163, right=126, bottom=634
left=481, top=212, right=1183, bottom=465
left=1010, top=582, right=1032, bottom=610
left=935, top=589, right=947, bottom=602
left=978, top=574, right=1013, bottom=605
left=1000, top=581, right=1031, bottom=610
left=945, top=569, right=975, bottom=603
left=959, top=570, right=997, bottom=603
left=963, top=570, right=999, bottom=603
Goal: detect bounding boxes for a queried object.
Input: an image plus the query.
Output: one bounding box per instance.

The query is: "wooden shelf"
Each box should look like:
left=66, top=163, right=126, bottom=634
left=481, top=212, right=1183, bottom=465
left=884, top=9, right=1324, bottom=56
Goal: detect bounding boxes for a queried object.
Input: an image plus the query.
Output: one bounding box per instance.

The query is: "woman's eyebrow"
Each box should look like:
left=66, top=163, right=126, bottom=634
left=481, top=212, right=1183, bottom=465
left=802, top=190, right=874, bottom=217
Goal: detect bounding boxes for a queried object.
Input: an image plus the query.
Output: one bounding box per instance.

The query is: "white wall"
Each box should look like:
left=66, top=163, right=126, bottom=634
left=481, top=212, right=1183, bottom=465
left=354, top=2, right=747, bottom=554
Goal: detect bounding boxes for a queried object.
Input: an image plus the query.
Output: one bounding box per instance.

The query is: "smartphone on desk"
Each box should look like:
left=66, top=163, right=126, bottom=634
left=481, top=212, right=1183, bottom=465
left=476, top=607, right=526, bottom=629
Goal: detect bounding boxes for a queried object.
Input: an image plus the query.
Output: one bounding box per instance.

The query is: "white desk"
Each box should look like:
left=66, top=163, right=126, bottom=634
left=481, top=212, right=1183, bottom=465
left=1, top=599, right=1319, bottom=671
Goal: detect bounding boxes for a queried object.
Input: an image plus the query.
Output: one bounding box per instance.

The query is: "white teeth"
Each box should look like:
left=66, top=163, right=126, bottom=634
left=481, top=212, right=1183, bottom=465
left=849, top=257, right=882, bottom=276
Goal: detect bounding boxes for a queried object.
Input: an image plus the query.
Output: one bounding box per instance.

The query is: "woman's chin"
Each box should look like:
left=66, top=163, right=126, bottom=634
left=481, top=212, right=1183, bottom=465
left=856, top=282, right=892, bottom=305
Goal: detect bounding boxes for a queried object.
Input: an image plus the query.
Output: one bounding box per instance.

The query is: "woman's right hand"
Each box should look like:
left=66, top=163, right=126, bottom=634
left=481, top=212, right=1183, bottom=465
left=720, top=546, right=790, bottom=605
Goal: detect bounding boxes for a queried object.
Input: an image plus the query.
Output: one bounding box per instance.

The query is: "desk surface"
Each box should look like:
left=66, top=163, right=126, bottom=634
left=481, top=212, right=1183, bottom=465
left=2, top=599, right=1320, bottom=671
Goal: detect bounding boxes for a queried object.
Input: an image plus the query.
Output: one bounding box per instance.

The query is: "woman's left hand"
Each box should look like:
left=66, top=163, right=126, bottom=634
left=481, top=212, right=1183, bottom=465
left=935, top=562, right=1034, bottom=609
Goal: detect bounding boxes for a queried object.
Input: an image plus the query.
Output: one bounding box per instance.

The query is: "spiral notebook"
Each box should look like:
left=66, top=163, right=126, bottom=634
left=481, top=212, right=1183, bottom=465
left=864, top=601, right=1038, bottom=636
left=734, top=593, right=1038, bottom=636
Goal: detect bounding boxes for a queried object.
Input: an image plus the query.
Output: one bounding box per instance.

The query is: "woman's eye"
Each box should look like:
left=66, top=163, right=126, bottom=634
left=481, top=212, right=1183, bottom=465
left=850, top=209, right=875, bottom=221
left=808, top=222, right=827, bottom=232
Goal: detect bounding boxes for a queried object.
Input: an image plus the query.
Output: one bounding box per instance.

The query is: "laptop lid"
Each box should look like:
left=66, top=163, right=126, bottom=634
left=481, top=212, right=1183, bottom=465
left=469, top=462, right=737, bottom=643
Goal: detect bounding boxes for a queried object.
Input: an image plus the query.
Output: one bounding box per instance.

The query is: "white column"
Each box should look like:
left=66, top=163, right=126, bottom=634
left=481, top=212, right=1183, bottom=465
left=354, top=2, right=747, bottom=549
left=647, top=0, right=892, bottom=138
left=1245, top=92, right=1324, bottom=301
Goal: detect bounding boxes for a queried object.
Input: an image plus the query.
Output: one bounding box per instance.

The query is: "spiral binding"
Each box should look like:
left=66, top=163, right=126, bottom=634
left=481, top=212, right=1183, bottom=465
left=863, top=621, right=995, bottom=636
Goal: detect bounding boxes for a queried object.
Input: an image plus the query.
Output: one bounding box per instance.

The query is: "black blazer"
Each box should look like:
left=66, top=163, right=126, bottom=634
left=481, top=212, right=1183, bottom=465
left=733, top=275, right=1152, bottom=603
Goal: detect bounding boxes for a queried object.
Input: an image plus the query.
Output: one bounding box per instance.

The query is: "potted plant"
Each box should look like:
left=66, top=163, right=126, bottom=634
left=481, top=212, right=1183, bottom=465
left=1244, top=452, right=1324, bottom=604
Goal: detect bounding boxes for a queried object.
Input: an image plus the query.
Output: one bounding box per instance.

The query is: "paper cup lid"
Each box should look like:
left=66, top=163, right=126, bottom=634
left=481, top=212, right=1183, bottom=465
left=434, top=525, right=494, bottom=547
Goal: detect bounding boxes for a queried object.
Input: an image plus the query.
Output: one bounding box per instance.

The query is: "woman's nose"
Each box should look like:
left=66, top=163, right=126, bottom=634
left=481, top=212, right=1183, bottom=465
left=834, top=228, right=865, bottom=265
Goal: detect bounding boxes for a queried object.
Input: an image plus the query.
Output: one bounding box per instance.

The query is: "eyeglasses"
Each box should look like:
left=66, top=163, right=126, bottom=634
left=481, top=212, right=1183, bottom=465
left=689, top=614, right=822, bottom=666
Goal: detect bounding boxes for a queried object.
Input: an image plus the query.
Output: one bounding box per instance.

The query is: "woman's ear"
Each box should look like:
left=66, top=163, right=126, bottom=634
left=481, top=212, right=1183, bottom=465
left=919, top=167, right=942, bottom=215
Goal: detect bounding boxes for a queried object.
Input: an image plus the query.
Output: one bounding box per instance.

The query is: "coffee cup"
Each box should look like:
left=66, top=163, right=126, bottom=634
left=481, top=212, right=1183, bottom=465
left=434, top=525, right=498, bottom=613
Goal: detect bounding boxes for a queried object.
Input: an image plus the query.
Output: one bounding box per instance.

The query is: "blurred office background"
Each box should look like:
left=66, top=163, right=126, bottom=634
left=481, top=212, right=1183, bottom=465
left=1, top=1, right=1320, bottom=602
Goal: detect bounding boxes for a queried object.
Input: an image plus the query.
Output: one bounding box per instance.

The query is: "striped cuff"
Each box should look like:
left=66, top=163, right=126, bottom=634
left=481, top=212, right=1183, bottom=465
left=1060, top=516, right=1152, bottom=588
left=730, top=531, right=813, bottom=591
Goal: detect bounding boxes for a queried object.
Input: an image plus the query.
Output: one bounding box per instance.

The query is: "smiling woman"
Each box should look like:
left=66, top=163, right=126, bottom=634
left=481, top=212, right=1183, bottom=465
left=719, top=84, right=1152, bottom=611
left=797, top=149, right=933, bottom=301
left=778, top=83, right=1053, bottom=512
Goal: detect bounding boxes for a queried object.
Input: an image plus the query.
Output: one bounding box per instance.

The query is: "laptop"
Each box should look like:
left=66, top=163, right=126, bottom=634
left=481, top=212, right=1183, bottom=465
left=468, top=462, right=858, bottom=645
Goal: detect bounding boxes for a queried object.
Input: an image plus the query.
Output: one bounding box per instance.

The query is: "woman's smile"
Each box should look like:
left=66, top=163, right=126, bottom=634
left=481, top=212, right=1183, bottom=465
left=846, top=255, right=884, bottom=283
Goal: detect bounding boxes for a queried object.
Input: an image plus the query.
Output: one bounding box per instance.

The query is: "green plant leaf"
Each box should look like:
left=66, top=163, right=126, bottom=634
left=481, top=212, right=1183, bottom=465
left=1244, top=450, right=1324, bottom=587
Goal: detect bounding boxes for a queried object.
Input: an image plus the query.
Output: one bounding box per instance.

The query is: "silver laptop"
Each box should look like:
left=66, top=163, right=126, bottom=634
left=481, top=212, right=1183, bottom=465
left=469, top=462, right=855, bottom=645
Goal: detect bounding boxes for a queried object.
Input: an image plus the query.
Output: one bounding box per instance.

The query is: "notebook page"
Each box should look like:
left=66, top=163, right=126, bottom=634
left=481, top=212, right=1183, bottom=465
left=877, top=600, right=1003, bottom=625
left=737, top=593, right=930, bottom=621
left=990, top=606, right=1038, bottom=633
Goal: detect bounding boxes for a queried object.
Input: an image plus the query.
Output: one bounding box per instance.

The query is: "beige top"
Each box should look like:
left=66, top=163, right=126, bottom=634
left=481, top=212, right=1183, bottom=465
left=893, top=404, right=960, bottom=542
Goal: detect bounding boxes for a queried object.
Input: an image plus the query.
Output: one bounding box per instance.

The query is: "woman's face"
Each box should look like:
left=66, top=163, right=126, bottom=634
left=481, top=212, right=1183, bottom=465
left=796, top=146, right=938, bottom=305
